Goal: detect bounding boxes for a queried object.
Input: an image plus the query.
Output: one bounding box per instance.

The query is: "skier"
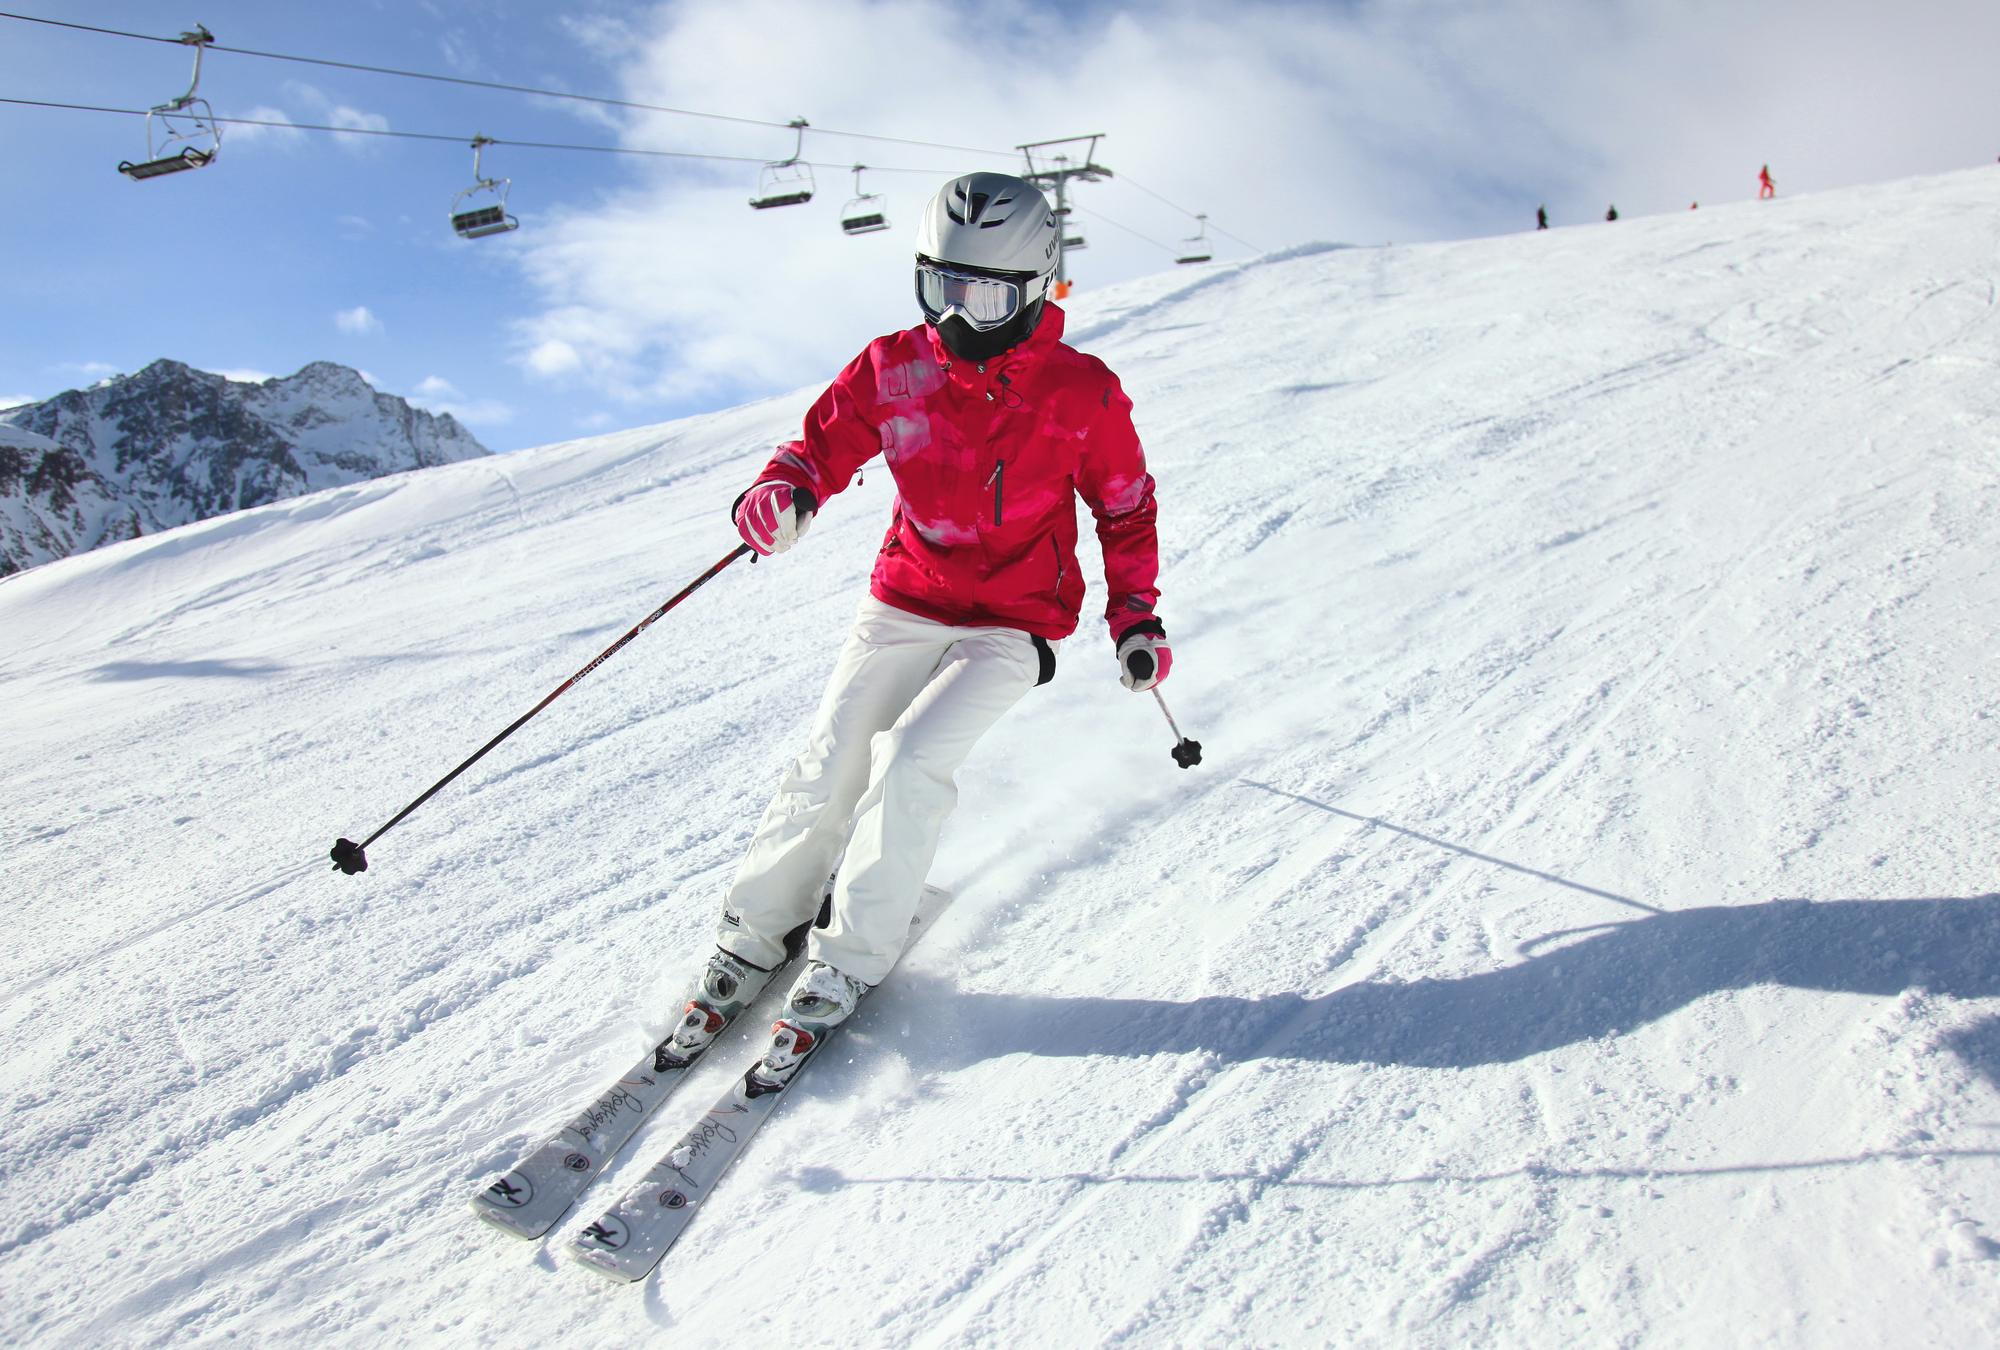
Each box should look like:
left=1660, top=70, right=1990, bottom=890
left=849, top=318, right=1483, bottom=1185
left=1759, top=165, right=1776, bottom=199
left=1536, top=205, right=1548, bottom=230
left=1605, top=204, right=1619, bottom=221
left=661, top=172, right=1168, bottom=1088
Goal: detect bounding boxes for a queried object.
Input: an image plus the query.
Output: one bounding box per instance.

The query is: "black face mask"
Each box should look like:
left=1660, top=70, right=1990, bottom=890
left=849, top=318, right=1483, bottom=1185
left=933, top=299, right=1045, bottom=363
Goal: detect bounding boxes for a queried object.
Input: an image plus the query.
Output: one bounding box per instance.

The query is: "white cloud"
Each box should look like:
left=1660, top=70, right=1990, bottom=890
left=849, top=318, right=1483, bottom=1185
left=336, top=306, right=384, bottom=337
left=0, top=394, right=35, bottom=410
left=501, top=0, right=2000, bottom=413
left=225, top=107, right=307, bottom=149
left=406, top=375, right=514, bottom=427
left=282, top=82, right=392, bottom=155
left=329, top=105, right=392, bottom=147
left=438, top=401, right=514, bottom=427
left=525, top=338, right=583, bottom=377
left=211, top=368, right=276, bottom=385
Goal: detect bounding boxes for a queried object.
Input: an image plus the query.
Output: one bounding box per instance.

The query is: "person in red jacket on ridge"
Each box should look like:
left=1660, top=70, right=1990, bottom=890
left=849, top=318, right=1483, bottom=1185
left=657, top=172, right=1169, bottom=1089
left=1759, top=164, right=1776, bottom=199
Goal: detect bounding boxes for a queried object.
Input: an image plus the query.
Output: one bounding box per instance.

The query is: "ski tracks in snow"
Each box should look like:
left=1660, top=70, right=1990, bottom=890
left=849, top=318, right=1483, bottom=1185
left=12, top=170, right=2000, bottom=1348
left=8, top=858, right=319, bottom=1001
left=906, top=328, right=1916, bottom=1348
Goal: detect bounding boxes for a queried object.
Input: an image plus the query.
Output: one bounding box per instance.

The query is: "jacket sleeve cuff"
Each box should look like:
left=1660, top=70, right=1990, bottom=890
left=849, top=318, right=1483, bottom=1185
left=1110, top=613, right=1166, bottom=645
left=731, top=482, right=819, bottom=523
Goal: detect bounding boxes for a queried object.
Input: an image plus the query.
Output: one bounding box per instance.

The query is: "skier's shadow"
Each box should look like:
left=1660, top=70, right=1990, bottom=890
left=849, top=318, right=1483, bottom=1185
left=90, top=657, right=286, bottom=681
left=889, top=896, right=2000, bottom=1073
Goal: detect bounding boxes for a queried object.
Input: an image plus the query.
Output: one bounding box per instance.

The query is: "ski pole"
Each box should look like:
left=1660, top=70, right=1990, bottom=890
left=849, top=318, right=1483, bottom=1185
left=1153, top=687, right=1202, bottom=769
left=330, top=542, right=754, bottom=875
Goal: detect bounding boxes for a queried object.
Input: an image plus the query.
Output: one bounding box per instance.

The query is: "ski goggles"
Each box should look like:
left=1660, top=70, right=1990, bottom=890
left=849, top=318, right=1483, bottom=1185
left=915, top=259, right=1035, bottom=332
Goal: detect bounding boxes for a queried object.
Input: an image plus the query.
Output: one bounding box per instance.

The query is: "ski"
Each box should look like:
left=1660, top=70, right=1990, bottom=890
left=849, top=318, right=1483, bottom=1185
left=469, top=888, right=833, bottom=1240
left=567, top=882, right=954, bottom=1283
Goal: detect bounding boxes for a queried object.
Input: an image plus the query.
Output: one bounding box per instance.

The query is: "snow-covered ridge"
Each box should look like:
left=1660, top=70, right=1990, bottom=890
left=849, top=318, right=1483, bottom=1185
left=0, top=359, right=487, bottom=575
left=4, top=168, right=2000, bottom=1346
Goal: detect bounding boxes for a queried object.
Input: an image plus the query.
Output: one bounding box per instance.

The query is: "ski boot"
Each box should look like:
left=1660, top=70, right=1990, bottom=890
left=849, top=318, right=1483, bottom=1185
left=745, top=960, right=869, bottom=1096
left=654, top=948, right=776, bottom=1071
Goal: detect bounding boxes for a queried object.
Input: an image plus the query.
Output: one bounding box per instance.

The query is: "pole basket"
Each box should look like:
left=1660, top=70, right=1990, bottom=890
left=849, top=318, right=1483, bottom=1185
left=330, top=838, right=369, bottom=874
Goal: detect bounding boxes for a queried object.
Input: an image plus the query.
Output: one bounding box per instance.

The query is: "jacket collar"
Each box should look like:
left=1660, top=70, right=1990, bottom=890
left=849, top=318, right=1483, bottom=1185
left=923, top=302, right=1066, bottom=387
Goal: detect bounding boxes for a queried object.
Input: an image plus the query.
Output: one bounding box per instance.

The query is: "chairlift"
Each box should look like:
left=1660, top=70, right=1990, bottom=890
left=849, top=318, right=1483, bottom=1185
left=1055, top=204, right=1087, bottom=251
left=1175, top=214, right=1214, bottom=265
left=117, top=26, right=221, bottom=180
left=839, top=164, right=889, bottom=235
left=750, top=119, right=814, bottom=210
left=449, top=136, right=519, bottom=240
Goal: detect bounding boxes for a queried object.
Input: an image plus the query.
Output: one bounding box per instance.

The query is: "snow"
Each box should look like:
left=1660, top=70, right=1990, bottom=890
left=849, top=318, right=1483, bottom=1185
left=7, top=167, right=2000, bottom=1346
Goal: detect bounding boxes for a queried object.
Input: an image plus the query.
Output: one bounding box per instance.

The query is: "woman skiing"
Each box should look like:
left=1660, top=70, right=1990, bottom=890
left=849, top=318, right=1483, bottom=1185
left=659, top=172, right=1169, bottom=1088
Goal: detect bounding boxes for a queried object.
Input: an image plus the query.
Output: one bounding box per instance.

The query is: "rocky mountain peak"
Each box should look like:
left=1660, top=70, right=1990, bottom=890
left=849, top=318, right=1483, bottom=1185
left=0, top=361, right=489, bottom=575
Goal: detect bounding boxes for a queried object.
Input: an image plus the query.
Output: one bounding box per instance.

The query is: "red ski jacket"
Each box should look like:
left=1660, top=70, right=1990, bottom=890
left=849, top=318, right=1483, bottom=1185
left=751, top=304, right=1161, bottom=642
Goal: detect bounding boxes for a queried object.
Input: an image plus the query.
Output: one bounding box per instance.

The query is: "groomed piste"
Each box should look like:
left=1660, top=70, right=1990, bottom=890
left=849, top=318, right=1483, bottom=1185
left=5, top=166, right=2000, bottom=1346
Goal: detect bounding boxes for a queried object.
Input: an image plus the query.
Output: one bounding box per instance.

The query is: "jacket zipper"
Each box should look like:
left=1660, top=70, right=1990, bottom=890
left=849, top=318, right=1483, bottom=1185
left=987, top=458, right=1005, bottom=526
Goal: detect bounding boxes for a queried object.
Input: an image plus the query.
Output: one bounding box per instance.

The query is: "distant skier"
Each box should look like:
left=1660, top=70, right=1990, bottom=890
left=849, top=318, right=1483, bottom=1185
left=1759, top=165, right=1776, bottom=199
left=662, top=172, right=1168, bottom=1088
left=1605, top=204, right=1619, bottom=221
left=1536, top=205, right=1548, bottom=230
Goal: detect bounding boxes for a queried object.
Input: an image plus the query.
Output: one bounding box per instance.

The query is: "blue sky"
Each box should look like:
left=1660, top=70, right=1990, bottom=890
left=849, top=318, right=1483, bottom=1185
left=4, top=0, right=1998, bottom=451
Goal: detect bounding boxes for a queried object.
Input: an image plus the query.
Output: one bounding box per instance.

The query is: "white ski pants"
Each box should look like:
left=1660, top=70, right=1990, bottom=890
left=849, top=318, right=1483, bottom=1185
left=715, top=595, right=1050, bottom=985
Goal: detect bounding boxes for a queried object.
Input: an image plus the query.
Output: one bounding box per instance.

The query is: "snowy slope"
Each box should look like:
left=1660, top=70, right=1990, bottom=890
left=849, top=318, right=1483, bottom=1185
left=6, top=168, right=2000, bottom=1347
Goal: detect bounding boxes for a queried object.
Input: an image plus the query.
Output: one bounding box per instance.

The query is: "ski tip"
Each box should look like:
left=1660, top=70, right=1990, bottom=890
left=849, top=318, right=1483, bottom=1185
left=468, top=1191, right=552, bottom=1241
left=567, top=1243, right=652, bottom=1285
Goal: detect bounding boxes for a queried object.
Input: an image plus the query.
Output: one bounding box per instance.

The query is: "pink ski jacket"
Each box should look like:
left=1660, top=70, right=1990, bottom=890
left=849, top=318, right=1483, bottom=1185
left=751, top=304, right=1161, bottom=643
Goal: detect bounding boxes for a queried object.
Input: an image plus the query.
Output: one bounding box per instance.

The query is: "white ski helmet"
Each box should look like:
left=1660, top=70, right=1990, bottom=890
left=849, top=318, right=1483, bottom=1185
left=914, top=173, right=1059, bottom=360
left=916, top=172, right=1058, bottom=280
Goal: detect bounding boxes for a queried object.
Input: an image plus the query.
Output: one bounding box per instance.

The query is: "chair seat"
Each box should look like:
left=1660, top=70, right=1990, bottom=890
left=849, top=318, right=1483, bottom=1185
left=119, top=148, right=213, bottom=181
left=453, top=206, right=518, bottom=238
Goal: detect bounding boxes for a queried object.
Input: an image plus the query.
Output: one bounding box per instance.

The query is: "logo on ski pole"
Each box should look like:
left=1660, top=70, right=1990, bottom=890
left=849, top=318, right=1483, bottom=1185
left=563, top=1152, right=592, bottom=1172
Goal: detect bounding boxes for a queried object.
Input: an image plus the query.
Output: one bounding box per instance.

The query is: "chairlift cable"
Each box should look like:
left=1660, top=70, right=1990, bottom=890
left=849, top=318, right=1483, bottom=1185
left=1116, top=172, right=1264, bottom=252
left=1194, top=220, right=1260, bottom=253
left=0, top=10, right=1016, bottom=158
left=5, top=10, right=1259, bottom=241
left=1113, top=174, right=1203, bottom=221
left=0, top=97, right=971, bottom=171
left=3, top=96, right=143, bottom=118
left=1072, top=205, right=1175, bottom=254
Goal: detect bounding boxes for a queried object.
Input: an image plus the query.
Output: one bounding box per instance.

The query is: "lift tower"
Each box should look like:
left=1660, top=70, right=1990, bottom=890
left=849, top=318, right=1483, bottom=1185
left=1017, top=135, right=1112, bottom=290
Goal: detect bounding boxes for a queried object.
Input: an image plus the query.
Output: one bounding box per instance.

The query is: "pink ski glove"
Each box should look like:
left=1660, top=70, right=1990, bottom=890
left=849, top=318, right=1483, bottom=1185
left=1115, top=621, right=1171, bottom=692
left=734, top=481, right=815, bottom=555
